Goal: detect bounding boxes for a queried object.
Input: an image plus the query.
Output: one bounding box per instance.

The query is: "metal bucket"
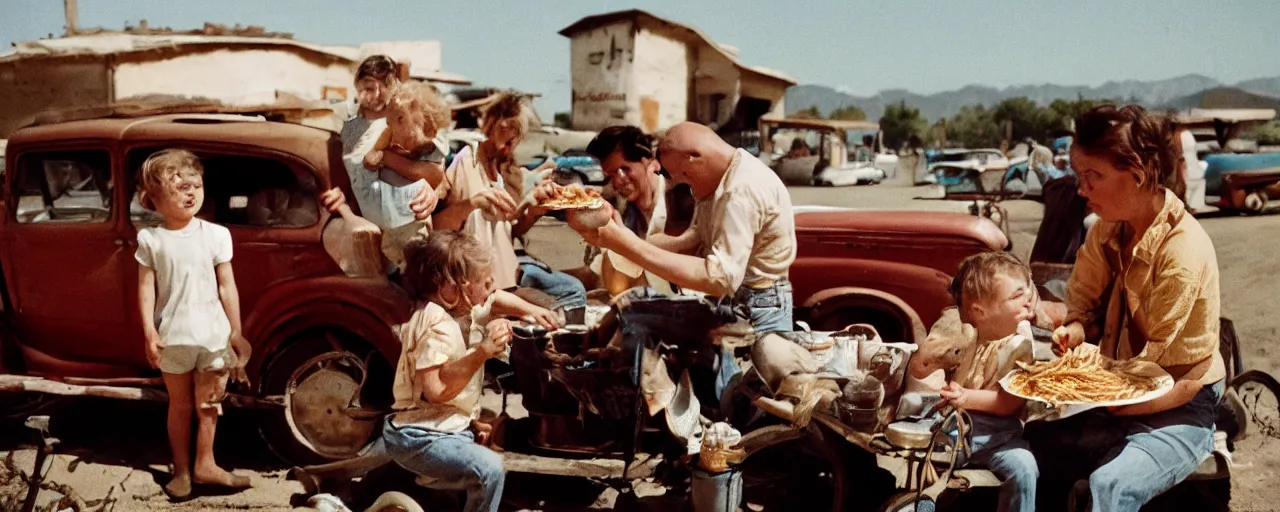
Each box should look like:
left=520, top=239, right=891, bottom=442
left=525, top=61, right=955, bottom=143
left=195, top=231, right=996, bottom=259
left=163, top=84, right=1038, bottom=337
left=690, top=467, right=743, bottom=512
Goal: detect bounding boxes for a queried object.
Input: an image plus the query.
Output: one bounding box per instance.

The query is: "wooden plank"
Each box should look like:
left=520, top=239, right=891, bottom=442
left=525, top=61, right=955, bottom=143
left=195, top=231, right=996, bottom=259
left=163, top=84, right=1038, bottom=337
left=500, top=451, right=660, bottom=479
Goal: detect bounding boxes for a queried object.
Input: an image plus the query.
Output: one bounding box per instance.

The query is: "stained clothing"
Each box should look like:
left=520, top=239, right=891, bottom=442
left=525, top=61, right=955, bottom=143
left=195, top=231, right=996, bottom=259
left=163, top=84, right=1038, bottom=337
left=1064, top=189, right=1225, bottom=386
left=691, top=149, right=797, bottom=296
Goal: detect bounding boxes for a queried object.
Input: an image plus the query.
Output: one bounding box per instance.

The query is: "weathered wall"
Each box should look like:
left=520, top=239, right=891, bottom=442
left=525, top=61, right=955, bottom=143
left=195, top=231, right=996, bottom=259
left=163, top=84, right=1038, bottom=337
left=630, top=23, right=688, bottom=133
left=740, top=74, right=788, bottom=117
left=0, top=58, right=110, bottom=137
left=691, top=44, right=739, bottom=128
left=113, top=49, right=354, bottom=106
left=568, top=21, right=635, bottom=132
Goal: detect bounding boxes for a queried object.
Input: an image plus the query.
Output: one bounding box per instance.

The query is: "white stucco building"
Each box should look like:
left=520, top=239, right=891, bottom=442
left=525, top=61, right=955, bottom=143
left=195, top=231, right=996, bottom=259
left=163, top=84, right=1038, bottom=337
left=0, top=29, right=469, bottom=137
left=559, top=9, right=796, bottom=134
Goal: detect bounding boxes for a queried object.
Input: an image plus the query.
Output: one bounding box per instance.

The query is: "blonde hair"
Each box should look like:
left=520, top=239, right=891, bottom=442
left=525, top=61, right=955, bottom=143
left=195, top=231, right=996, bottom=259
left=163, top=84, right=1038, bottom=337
left=948, top=252, right=1031, bottom=310
left=137, top=149, right=203, bottom=210
left=388, top=81, right=451, bottom=137
left=480, top=92, right=529, bottom=138
left=402, top=231, right=492, bottom=305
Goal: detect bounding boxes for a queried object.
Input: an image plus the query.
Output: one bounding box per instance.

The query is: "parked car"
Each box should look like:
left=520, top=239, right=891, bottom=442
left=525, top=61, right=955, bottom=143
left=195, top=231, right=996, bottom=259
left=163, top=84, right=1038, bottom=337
left=0, top=113, right=1007, bottom=467
left=0, top=113, right=411, bottom=464
left=758, top=117, right=895, bottom=187
left=522, top=149, right=607, bottom=186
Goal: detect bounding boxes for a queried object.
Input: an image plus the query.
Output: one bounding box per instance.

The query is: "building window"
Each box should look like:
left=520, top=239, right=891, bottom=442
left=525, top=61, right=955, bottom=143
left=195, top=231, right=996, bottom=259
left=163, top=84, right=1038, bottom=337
left=13, top=150, right=113, bottom=224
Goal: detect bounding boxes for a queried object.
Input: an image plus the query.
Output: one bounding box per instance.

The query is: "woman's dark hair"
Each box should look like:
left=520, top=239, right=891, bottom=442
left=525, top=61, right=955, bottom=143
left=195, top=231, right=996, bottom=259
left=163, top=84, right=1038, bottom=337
left=1073, top=104, right=1186, bottom=201
left=355, top=55, right=398, bottom=85
left=586, top=125, right=656, bottom=163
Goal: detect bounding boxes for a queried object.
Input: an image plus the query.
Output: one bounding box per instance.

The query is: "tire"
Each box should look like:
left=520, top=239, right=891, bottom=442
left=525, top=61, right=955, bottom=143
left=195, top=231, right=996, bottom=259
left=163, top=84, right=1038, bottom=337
left=739, top=425, right=848, bottom=512
left=1231, top=370, right=1280, bottom=441
left=258, top=328, right=390, bottom=465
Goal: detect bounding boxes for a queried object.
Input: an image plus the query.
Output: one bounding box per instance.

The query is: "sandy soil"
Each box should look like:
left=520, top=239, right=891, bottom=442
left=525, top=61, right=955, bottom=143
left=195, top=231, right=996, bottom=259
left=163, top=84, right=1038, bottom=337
left=2, top=179, right=1277, bottom=511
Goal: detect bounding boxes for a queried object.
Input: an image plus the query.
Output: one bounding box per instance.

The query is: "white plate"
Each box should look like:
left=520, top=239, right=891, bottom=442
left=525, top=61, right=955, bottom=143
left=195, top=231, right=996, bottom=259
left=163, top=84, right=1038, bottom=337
left=999, top=346, right=1174, bottom=421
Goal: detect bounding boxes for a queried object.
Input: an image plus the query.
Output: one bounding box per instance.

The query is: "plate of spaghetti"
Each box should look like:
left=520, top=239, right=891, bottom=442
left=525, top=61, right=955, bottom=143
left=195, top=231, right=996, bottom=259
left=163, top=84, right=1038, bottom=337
left=1000, top=344, right=1173, bottom=410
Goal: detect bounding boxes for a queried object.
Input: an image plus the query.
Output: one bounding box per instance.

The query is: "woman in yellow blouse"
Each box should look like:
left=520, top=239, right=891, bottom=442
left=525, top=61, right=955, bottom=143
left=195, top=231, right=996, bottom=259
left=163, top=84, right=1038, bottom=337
left=1052, top=105, right=1224, bottom=511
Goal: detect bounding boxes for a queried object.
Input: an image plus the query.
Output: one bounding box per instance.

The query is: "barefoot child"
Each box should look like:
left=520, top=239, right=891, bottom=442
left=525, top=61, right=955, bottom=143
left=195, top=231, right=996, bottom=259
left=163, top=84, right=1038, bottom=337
left=135, top=149, right=253, bottom=500
left=917, top=252, right=1040, bottom=512
left=381, top=231, right=508, bottom=512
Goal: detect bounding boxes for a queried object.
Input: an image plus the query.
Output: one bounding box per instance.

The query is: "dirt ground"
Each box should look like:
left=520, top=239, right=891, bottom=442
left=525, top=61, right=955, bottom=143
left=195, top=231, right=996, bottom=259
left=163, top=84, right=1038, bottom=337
left=2, top=177, right=1278, bottom=511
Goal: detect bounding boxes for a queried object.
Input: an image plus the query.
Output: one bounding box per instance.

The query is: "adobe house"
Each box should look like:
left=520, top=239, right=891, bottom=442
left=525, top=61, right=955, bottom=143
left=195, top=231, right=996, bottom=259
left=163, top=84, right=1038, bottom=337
left=558, top=9, right=796, bottom=135
left=0, top=22, right=470, bottom=137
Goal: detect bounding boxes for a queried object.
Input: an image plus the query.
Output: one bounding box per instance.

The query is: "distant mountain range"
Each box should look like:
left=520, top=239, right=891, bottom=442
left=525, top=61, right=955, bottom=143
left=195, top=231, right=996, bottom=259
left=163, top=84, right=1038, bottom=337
left=786, top=74, right=1280, bottom=122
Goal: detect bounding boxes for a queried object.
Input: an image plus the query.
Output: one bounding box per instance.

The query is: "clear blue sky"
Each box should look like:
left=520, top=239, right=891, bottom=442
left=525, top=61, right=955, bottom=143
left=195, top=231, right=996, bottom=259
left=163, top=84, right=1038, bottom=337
left=4, top=0, right=1278, bottom=117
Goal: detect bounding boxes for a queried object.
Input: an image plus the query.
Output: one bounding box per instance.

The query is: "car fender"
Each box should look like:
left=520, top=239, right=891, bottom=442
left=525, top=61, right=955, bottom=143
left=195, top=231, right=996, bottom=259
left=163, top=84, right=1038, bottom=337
left=801, top=286, right=928, bottom=344
left=790, top=257, right=953, bottom=330
left=243, top=276, right=411, bottom=381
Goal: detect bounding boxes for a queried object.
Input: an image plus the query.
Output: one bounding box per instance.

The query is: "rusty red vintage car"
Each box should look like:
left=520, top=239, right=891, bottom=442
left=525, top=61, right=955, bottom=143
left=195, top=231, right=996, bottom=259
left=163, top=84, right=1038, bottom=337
left=0, top=113, right=1006, bottom=465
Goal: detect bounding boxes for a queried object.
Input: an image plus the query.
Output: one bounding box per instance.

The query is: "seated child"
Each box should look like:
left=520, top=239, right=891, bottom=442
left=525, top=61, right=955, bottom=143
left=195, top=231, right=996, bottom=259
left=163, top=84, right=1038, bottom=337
left=915, top=252, right=1040, bottom=512
left=380, top=231, right=509, bottom=512
left=365, top=81, right=451, bottom=269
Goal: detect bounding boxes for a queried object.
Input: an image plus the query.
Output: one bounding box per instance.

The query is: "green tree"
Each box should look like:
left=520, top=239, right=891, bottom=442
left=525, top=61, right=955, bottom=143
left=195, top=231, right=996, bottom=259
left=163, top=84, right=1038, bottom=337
left=1252, top=120, right=1280, bottom=146
left=944, top=104, right=1002, bottom=148
left=879, top=101, right=927, bottom=149
left=992, top=97, right=1058, bottom=142
left=793, top=105, right=823, bottom=119
left=828, top=105, right=867, bottom=121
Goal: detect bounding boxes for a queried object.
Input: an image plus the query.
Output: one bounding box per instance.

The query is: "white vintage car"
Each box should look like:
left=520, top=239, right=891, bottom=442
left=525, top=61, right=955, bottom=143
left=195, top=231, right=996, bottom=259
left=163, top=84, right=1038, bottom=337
left=758, top=117, right=896, bottom=187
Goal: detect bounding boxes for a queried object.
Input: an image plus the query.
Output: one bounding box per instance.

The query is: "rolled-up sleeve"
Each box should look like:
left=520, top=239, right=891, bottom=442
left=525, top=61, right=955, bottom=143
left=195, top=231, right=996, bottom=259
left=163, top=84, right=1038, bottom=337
left=1064, top=223, right=1116, bottom=338
left=705, top=192, right=760, bottom=296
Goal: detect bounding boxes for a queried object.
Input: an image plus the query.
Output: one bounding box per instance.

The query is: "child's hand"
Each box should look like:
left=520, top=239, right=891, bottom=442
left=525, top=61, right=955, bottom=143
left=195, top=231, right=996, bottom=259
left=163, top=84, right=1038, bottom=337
left=229, top=333, right=252, bottom=386
left=320, top=187, right=347, bottom=214
left=145, top=333, right=165, bottom=370
left=524, top=307, right=563, bottom=330
left=1052, top=321, right=1086, bottom=355
left=480, top=319, right=512, bottom=359
left=939, top=381, right=969, bottom=409
left=363, top=150, right=385, bottom=171
left=470, top=418, right=494, bottom=446
left=471, top=189, right=518, bottom=221
left=410, top=184, right=439, bottom=221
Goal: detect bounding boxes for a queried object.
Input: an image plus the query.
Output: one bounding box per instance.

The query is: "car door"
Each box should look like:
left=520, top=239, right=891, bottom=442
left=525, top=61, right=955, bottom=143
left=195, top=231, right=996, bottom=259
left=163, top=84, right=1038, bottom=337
left=0, top=146, right=138, bottom=367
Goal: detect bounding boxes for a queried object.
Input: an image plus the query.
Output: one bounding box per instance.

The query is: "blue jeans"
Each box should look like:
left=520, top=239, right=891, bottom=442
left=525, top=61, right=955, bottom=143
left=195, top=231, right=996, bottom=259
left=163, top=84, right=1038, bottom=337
left=517, top=256, right=587, bottom=310
left=377, top=420, right=504, bottom=512
left=714, top=280, right=795, bottom=406
left=956, top=413, right=1039, bottom=512
left=734, top=279, right=794, bottom=334
left=1087, top=380, right=1224, bottom=512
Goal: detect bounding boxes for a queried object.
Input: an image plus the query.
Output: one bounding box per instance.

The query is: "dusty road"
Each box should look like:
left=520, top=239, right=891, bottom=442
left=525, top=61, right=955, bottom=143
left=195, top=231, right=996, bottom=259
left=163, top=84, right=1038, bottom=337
left=2, top=179, right=1277, bottom=511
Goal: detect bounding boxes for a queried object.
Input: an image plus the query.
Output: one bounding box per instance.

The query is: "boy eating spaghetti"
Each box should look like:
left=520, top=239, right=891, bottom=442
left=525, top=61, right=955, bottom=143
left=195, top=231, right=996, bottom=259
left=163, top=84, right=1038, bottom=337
left=917, top=252, right=1040, bottom=512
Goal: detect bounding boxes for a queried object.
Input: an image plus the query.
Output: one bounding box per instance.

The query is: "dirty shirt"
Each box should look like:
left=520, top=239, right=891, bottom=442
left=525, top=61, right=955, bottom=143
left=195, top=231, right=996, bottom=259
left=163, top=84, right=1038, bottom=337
left=953, top=332, right=1034, bottom=392
left=389, top=302, right=481, bottom=433
left=437, top=145, right=520, bottom=290
left=1065, top=188, right=1224, bottom=385
left=340, top=113, right=444, bottom=230
left=134, top=219, right=233, bottom=352
left=691, top=149, right=797, bottom=296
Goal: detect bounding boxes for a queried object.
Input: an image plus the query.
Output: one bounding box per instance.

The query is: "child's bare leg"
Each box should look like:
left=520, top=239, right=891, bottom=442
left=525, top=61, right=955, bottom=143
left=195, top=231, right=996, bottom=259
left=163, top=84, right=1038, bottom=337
left=192, top=369, right=248, bottom=487
left=162, top=372, right=196, bottom=497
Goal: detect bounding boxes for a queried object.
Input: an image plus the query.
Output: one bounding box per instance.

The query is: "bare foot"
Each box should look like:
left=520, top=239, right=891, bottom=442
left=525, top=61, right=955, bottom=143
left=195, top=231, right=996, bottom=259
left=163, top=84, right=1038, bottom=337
left=164, top=472, right=193, bottom=501
left=193, top=465, right=252, bottom=489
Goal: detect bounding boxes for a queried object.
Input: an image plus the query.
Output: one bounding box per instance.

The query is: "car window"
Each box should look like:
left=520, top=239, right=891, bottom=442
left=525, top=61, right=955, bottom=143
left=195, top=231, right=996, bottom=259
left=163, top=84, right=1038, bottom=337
left=13, top=150, right=113, bottom=224
left=128, top=149, right=319, bottom=230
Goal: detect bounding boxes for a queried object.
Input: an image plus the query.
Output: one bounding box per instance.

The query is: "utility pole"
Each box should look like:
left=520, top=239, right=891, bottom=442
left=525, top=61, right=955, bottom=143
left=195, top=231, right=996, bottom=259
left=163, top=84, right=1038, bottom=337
left=64, top=0, right=79, bottom=35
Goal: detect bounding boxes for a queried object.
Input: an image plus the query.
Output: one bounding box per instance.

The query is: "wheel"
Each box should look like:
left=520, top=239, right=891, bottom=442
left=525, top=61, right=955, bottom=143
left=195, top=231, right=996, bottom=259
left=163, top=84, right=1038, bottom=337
left=258, top=329, right=390, bottom=465
left=878, top=491, right=936, bottom=512
left=1243, top=190, right=1268, bottom=214
left=739, top=426, right=847, bottom=512
left=1231, top=370, right=1280, bottom=441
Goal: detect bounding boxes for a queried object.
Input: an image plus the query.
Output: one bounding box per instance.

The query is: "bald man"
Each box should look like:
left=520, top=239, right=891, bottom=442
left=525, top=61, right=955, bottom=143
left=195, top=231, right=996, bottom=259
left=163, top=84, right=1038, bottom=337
left=569, top=122, right=797, bottom=334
